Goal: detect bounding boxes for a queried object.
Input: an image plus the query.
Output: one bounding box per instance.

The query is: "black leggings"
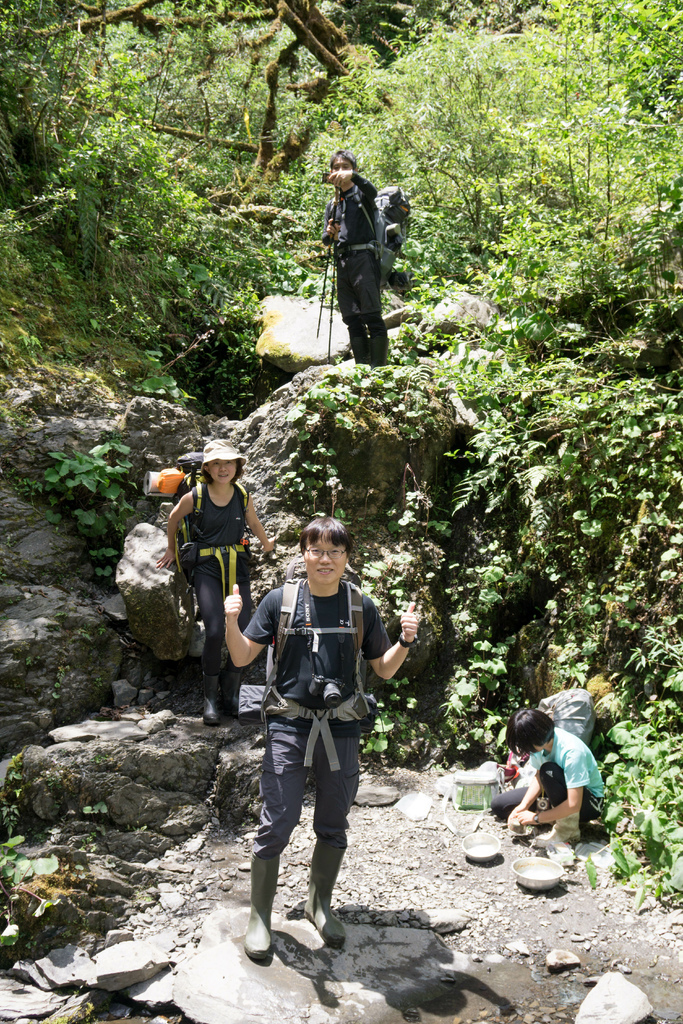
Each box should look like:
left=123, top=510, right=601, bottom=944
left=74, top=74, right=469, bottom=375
left=491, top=762, right=603, bottom=822
left=193, top=574, right=252, bottom=676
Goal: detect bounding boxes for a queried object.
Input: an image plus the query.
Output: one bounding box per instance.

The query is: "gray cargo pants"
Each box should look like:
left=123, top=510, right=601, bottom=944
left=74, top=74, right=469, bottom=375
left=253, top=727, right=360, bottom=860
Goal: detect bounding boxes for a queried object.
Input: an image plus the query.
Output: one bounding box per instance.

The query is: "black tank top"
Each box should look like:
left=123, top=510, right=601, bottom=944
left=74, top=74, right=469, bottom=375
left=193, top=485, right=250, bottom=583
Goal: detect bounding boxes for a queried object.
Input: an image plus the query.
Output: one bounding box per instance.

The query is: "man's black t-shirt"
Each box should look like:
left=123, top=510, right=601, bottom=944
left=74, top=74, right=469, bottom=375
left=244, top=582, right=391, bottom=735
left=322, top=173, right=378, bottom=248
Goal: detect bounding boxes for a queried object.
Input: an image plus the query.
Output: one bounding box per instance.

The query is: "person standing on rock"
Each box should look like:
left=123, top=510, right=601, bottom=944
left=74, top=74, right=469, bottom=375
left=491, top=708, right=604, bottom=844
left=224, top=515, right=419, bottom=960
left=156, top=440, right=274, bottom=725
left=323, top=149, right=389, bottom=368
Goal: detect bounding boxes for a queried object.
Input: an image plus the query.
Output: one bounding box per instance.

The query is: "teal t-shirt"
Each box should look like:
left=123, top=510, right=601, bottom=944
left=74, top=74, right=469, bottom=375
left=529, top=727, right=604, bottom=798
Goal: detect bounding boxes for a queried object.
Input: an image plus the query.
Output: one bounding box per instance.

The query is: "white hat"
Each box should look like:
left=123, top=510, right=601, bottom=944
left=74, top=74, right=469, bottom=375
left=202, top=439, right=246, bottom=465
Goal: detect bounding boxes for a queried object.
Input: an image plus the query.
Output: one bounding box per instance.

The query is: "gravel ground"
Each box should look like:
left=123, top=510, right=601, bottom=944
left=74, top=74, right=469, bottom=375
left=214, top=763, right=683, bottom=1023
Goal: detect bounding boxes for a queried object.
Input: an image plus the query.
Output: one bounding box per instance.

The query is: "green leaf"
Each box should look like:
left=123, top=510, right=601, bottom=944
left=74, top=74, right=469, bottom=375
left=670, top=857, right=683, bottom=892
left=32, top=897, right=54, bottom=919
left=2, top=836, right=25, bottom=849
left=32, top=855, right=59, bottom=876
left=0, top=924, right=19, bottom=946
left=585, top=858, right=598, bottom=889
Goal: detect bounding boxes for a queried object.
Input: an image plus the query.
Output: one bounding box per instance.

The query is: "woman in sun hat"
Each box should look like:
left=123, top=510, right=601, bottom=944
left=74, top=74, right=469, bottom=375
left=157, top=439, right=274, bottom=725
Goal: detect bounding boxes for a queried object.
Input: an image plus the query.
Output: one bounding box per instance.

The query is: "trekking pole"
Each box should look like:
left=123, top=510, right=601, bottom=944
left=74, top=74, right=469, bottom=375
left=316, top=245, right=331, bottom=341
left=327, top=241, right=337, bottom=365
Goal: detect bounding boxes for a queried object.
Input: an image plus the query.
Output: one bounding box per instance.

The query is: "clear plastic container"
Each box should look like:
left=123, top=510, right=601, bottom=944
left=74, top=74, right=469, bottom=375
left=452, top=766, right=500, bottom=811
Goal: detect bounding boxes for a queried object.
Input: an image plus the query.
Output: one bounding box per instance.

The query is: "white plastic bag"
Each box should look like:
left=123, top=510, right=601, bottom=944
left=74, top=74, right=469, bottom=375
left=394, top=792, right=432, bottom=821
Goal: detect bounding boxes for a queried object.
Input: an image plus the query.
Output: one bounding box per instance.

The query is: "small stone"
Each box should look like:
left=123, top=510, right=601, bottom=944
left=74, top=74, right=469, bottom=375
left=546, top=949, right=582, bottom=973
left=104, top=930, right=134, bottom=949
left=354, top=784, right=401, bottom=807
left=237, top=861, right=251, bottom=872
left=107, top=1002, right=133, bottom=1019
left=506, top=939, right=530, bottom=956
left=112, top=678, right=138, bottom=707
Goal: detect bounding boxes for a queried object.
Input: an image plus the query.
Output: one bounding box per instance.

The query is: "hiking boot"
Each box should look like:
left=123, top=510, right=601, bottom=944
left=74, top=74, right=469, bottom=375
left=304, top=841, right=346, bottom=948
left=535, top=811, right=581, bottom=846
left=202, top=674, right=220, bottom=726
left=245, top=854, right=280, bottom=959
left=349, top=334, right=370, bottom=365
left=219, top=669, right=241, bottom=716
left=369, top=335, right=389, bottom=368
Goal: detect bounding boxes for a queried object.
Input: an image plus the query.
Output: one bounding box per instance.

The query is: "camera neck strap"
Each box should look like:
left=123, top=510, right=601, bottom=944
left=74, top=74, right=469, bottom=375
left=302, top=581, right=349, bottom=677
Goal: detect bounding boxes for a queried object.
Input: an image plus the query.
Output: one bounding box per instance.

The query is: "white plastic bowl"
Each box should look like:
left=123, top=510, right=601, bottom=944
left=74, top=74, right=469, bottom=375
left=462, top=832, right=501, bottom=862
left=511, top=856, right=564, bottom=891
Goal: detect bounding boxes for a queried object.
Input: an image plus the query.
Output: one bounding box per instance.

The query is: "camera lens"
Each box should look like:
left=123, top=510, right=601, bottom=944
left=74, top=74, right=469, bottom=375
left=323, top=680, right=343, bottom=708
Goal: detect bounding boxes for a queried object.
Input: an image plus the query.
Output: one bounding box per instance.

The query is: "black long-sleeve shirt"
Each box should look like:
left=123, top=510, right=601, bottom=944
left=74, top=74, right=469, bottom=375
left=322, top=172, right=377, bottom=247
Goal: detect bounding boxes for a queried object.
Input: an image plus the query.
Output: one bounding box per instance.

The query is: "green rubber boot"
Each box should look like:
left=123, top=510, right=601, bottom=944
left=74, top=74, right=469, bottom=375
left=202, top=674, right=220, bottom=726
left=244, top=854, right=280, bottom=960
left=304, top=841, right=346, bottom=948
left=219, top=669, right=241, bottom=716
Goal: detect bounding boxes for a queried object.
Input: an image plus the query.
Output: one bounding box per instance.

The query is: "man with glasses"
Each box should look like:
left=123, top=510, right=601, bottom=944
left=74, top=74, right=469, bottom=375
left=224, top=515, right=418, bottom=959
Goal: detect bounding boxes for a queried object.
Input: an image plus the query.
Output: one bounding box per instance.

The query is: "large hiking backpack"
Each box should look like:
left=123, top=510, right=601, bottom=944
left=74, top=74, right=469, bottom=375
left=538, top=688, right=597, bottom=746
left=361, top=185, right=411, bottom=286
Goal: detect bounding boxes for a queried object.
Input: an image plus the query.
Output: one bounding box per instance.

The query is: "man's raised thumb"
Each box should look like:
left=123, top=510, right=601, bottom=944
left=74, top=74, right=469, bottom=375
left=407, top=602, right=416, bottom=613
left=233, top=584, right=239, bottom=596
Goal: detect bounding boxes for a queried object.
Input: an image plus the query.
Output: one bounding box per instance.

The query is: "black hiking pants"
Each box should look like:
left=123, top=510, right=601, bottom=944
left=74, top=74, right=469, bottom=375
left=335, top=249, right=387, bottom=342
left=253, top=729, right=359, bottom=860
left=194, top=573, right=252, bottom=675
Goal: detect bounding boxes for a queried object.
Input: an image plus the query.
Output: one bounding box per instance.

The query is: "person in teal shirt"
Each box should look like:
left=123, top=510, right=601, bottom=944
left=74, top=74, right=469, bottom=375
left=491, top=708, right=604, bottom=843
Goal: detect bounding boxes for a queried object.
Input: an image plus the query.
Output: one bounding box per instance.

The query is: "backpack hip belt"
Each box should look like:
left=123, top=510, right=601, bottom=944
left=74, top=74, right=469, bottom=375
left=264, top=686, right=371, bottom=772
left=197, top=543, right=246, bottom=600
left=337, top=242, right=379, bottom=257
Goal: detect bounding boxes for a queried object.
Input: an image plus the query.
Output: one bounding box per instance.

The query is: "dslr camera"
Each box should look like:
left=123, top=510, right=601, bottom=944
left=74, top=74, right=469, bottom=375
left=309, top=674, right=343, bottom=708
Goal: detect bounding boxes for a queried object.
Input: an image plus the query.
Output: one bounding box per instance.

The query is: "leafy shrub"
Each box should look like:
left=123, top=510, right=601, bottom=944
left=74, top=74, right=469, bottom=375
left=42, top=439, right=134, bottom=577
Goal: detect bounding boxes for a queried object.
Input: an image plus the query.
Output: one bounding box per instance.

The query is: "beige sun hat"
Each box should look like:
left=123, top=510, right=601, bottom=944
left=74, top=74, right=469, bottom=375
left=202, top=439, right=246, bottom=465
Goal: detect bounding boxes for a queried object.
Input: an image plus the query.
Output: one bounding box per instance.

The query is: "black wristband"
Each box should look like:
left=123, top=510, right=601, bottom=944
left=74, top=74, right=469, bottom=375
left=398, top=633, right=416, bottom=648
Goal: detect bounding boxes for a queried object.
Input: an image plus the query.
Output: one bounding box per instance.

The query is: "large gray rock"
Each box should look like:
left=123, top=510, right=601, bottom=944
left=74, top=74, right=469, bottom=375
left=22, top=727, right=219, bottom=835
left=0, top=585, right=121, bottom=756
left=127, top=966, right=175, bottom=1007
left=0, top=487, right=88, bottom=585
left=256, top=295, right=350, bottom=372
left=0, top=976, right=67, bottom=1018
left=174, top=907, right=474, bottom=1024
left=575, top=971, right=652, bottom=1024
left=31, top=944, right=95, bottom=989
left=119, top=395, right=204, bottom=488
left=424, top=291, right=499, bottom=334
left=0, top=377, right=123, bottom=479
left=91, top=939, right=170, bottom=991
left=116, top=523, right=194, bottom=661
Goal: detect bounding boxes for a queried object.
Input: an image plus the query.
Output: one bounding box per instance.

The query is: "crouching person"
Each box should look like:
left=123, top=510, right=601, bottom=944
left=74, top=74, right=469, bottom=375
left=491, top=708, right=604, bottom=844
left=224, top=516, right=419, bottom=960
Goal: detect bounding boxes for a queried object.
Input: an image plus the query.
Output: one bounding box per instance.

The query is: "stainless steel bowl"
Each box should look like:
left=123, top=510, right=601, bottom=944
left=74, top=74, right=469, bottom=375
left=462, top=832, right=501, bottom=862
left=511, top=856, right=564, bottom=891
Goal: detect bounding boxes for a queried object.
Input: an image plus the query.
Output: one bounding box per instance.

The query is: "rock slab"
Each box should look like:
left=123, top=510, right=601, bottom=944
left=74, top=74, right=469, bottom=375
left=173, top=908, right=472, bottom=1024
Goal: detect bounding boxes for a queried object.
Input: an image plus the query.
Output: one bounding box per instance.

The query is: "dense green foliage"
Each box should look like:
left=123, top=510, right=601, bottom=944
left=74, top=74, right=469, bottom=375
left=2, top=0, right=683, bottom=897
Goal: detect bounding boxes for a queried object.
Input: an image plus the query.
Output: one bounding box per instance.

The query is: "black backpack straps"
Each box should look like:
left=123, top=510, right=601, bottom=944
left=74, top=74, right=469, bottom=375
left=345, top=581, right=365, bottom=694
left=275, top=578, right=300, bottom=666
